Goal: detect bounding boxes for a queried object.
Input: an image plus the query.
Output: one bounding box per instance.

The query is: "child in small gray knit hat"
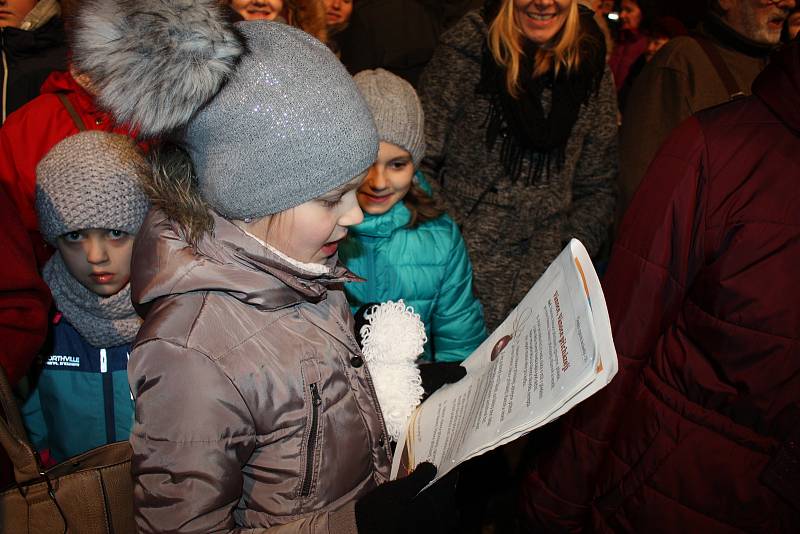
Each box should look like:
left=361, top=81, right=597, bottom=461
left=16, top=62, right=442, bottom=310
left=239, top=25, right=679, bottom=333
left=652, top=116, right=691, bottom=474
left=68, top=2, right=455, bottom=531
left=340, top=68, right=487, bottom=363
left=21, top=130, right=149, bottom=464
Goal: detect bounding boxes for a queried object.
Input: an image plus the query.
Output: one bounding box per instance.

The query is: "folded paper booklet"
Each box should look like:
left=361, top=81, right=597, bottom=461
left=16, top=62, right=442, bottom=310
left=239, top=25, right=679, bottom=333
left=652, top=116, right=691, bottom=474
left=391, top=239, right=618, bottom=484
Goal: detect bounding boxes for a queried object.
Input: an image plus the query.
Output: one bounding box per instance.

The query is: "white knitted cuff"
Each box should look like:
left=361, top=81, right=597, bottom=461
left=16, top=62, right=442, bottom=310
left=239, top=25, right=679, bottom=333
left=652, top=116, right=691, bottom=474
left=359, top=300, right=426, bottom=441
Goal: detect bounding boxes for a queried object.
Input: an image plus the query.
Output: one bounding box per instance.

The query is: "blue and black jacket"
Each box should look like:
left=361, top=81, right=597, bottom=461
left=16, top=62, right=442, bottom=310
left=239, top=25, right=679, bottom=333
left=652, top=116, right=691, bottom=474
left=21, top=313, right=134, bottom=462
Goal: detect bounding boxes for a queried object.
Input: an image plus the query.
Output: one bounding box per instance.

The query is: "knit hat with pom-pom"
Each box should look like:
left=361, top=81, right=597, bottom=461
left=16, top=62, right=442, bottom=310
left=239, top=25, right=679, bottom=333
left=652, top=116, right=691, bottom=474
left=35, top=131, right=150, bottom=245
left=71, top=1, right=377, bottom=220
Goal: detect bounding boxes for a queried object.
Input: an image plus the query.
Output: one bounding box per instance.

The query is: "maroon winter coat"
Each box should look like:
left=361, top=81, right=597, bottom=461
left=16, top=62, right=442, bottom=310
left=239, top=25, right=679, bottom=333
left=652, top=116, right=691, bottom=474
left=520, top=42, right=800, bottom=532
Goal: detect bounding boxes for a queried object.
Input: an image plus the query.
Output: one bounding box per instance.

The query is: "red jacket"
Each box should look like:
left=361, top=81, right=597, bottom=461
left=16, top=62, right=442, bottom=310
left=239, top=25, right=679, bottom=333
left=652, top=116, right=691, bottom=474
left=0, top=184, right=51, bottom=488
left=520, top=43, right=800, bottom=532
left=0, top=70, right=136, bottom=266
left=0, top=186, right=50, bottom=386
left=609, top=29, right=647, bottom=91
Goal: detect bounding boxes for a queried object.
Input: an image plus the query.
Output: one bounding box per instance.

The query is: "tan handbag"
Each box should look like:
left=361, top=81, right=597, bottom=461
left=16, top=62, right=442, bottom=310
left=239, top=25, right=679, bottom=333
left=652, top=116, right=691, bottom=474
left=0, top=366, right=135, bottom=533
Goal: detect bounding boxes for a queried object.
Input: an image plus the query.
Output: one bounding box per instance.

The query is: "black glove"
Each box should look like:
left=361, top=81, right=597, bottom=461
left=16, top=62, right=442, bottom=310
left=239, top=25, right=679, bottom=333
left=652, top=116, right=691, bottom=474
left=355, top=462, right=437, bottom=534
left=419, top=362, right=466, bottom=399
left=405, top=466, right=460, bottom=534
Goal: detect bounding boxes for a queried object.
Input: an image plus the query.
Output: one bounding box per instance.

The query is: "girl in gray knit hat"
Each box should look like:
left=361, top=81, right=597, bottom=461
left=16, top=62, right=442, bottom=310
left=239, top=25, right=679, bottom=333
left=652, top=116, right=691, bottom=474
left=20, top=130, right=150, bottom=464
left=340, top=68, right=487, bottom=363
left=70, top=1, right=454, bottom=532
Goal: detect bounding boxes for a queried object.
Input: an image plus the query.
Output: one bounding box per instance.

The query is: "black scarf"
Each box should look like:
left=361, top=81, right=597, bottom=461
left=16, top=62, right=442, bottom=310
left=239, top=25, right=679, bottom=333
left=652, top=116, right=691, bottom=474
left=476, top=4, right=606, bottom=184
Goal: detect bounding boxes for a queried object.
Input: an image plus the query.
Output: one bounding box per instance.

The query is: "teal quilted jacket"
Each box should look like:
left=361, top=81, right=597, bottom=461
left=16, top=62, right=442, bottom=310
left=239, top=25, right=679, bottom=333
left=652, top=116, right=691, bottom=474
left=339, top=197, right=487, bottom=362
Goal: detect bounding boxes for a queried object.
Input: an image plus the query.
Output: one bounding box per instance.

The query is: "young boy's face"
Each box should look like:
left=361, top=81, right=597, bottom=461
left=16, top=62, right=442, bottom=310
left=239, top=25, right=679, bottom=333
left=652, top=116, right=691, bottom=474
left=357, top=142, right=415, bottom=216
left=56, top=229, right=134, bottom=297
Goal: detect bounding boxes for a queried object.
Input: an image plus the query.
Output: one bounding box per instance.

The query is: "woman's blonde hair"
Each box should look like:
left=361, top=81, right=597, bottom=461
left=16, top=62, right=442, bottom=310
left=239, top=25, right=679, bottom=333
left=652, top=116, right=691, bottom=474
left=488, top=0, right=584, bottom=97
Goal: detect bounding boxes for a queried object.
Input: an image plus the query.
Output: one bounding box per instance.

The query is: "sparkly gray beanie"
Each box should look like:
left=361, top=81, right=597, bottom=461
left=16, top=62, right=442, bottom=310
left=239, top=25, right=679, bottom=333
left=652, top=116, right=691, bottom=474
left=36, top=131, right=150, bottom=245
left=354, top=69, right=426, bottom=168
left=71, top=0, right=378, bottom=220
left=185, top=22, right=378, bottom=218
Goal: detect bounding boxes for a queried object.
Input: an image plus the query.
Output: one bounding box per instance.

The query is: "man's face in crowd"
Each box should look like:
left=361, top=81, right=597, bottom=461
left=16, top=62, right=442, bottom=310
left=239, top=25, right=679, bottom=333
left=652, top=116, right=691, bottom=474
left=720, top=0, right=796, bottom=45
left=0, top=0, right=38, bottom=28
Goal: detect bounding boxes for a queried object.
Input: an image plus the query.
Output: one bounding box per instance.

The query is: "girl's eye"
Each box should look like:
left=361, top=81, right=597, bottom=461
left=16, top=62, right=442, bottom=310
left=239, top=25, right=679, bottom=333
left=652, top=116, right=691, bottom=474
left=389, top=159, right=411, bottom=171
left=107, top=229, right=127, bottom=240
left=321, top=197, right=343, bottom=208
left=64, top=232, right=83, bottom=242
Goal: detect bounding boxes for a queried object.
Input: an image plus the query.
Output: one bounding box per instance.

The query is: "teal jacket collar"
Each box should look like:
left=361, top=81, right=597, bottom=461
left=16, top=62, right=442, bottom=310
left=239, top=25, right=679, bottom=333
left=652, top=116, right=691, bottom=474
left=350, top=200, right=411, bottom=238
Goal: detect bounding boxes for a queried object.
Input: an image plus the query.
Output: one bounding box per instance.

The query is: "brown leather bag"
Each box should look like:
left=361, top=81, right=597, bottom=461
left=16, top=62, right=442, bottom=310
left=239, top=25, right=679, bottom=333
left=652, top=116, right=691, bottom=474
left=0, top=366, right=135, bottom=533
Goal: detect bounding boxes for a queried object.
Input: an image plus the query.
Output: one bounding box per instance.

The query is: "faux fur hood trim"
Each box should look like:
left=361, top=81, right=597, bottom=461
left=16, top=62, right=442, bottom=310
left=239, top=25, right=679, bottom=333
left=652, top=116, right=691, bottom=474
left=71, top=0, right=244, bottom=138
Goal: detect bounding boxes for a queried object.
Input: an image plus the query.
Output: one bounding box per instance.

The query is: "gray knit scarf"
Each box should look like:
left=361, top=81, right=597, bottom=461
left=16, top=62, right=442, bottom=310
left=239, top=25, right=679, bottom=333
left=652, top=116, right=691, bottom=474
left=43, top=253, right=141, bottom=348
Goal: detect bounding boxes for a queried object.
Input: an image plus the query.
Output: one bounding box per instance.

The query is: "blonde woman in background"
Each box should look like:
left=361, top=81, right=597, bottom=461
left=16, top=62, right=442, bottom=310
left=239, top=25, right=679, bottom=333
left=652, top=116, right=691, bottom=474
left=418, top=0, right=617, bottom=330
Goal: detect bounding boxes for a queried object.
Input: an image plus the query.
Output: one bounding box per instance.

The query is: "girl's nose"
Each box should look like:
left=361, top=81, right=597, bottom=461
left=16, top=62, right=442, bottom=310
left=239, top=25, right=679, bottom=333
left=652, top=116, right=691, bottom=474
left=340, top=201, right=364, bottom=227
left=85, top=236, right=110, bottom=265
left=366, top=165, right=387, bottom=191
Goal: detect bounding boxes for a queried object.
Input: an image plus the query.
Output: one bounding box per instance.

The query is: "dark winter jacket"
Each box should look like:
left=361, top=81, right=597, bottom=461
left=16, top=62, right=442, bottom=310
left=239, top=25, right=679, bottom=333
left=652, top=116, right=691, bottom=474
left=418, top=10, right=617, bottom=330
left=339, top=184, right=487, bottom=363
left=0, top=6, right=66, bottom=122
left=337, top=0, right=467, bottom=86
left=617, top=14, right=771, bottom=215
left=21, top=315, right=134, bottom=463
left=0, top=70, right=138, bottom=267
left=520, top=40, right=800, bottom=533
left=129, top=209, right=392, bottom=533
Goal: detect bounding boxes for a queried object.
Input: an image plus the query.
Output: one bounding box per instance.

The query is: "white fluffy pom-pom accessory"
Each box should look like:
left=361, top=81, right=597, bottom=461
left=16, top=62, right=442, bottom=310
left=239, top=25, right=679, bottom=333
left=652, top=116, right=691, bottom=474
left=360, top=300, right=426, bottom=441
left=71, top=0, right=244, bottom=137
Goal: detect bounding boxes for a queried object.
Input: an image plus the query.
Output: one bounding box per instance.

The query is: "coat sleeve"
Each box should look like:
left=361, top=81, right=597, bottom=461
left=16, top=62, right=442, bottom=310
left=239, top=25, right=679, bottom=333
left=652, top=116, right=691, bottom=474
left=564, top=65, right=618, bottom=257
left=20, top=385, right=48, bottom=450
left=617, top=51, right=694, bottom=216
left=0, top=187, right=50, bottom=385
left=129, top=339, right=359, bottom=534
left=429, top=218, right=487, bottom=362
left=520, top=116, right=708, bottom=531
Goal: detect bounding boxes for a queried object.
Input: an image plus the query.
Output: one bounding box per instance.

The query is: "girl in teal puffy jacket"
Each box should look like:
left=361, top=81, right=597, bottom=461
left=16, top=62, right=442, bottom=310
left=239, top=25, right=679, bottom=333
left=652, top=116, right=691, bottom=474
left=340, top=69, right=487, bottom=362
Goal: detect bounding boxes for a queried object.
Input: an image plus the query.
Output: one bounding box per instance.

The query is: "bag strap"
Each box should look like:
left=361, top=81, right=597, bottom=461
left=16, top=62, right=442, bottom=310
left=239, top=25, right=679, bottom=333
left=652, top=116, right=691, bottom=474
left=0, top=366, right=43, bottom=484
left=692, top=36, right=746, bottom=101
left=56, top=92, right=88, bottom=131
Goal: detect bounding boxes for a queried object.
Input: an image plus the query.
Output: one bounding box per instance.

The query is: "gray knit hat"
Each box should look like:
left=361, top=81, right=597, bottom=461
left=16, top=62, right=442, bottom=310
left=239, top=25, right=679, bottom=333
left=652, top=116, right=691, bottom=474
left=185, top=22, right=378, bottom=218
left=354, top=69, right=425, bottom=167
left=35, top=131, right=150, bottom=245
left=72, top=0, right=378, bottom=220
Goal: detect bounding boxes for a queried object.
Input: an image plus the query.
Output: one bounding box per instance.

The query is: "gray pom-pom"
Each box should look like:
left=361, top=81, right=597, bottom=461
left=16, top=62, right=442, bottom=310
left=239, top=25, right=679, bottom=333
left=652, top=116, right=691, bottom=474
left=71, top=0, right=244, bottom=137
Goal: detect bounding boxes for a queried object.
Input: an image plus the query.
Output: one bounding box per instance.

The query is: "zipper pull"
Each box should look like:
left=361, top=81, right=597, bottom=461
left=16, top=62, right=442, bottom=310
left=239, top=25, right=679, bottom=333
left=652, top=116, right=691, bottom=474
left=100, top=348, right=107, bottom=373
left=310, top=383, right=322, bottom=406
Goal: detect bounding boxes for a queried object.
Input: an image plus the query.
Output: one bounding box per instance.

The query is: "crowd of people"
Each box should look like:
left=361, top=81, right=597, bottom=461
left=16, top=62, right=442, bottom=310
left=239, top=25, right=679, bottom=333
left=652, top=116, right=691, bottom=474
left=0, top=0, right=798, bottom=532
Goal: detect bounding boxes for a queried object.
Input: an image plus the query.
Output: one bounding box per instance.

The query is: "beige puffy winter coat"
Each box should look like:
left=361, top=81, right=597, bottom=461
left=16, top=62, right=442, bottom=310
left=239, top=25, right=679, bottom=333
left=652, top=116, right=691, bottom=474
left=129, top=209, right=392, bottom=533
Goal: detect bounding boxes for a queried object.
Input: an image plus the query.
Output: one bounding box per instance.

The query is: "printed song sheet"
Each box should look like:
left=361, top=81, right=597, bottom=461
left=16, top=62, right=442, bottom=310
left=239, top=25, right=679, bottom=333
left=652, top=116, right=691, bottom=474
left=391, top=239, right=618, bottom=484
